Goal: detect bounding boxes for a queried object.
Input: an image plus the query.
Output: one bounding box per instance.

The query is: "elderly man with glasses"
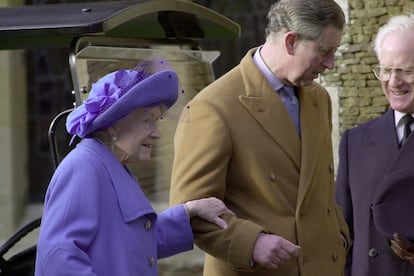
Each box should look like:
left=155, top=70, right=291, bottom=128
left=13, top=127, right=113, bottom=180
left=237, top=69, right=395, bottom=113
left=335, top=14, right=414, bottom=276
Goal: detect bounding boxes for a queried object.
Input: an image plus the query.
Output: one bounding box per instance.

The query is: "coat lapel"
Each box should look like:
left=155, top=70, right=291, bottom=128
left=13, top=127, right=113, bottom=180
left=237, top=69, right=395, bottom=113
left=296, top=85, right=324, bottom=205
left=81, top=138, right=155, bottom=223
left=238, top=51, right=301, bottom=167
left=371, top=109, right=411, bottom=191
left=365, top=109, right=399, bottom=161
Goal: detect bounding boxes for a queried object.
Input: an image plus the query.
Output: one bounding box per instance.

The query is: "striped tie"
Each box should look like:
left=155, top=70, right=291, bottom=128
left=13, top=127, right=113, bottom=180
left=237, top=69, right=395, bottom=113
left=400, top=114, right=414, bottom=146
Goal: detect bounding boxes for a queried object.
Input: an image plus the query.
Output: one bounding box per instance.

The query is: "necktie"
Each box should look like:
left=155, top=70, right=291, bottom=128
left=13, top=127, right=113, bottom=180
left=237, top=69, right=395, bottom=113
left=279, top=86, right=300, bottom=136
left=400, top=114, right=414, bottom=146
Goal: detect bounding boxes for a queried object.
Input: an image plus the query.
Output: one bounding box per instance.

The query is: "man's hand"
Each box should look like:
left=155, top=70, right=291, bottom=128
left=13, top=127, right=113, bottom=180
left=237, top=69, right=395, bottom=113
left=390, top=233, right=414, bottom=264
left=252, top=233, right=301, bottom=270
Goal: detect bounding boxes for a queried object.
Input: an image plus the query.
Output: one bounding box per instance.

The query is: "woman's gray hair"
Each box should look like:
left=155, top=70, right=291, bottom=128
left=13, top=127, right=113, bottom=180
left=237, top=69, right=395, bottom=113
left=265, top=0, right=345, bottom=41
left=374, top=14, right=414, bottom=58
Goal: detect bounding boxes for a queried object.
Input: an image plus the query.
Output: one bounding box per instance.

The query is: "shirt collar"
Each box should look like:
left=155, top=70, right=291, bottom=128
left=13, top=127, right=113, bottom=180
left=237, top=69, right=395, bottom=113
left=253, top=46, right=284, bottom=91
left=394, top=110, right=414, bottom=127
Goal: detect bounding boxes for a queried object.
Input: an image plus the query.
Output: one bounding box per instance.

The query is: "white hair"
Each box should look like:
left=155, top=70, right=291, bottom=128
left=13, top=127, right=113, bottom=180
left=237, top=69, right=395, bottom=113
left=374, top=14, right=414, bottom=57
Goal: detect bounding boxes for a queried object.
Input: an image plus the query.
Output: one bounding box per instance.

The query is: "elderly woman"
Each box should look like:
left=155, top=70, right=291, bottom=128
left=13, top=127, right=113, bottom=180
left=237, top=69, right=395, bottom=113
left=35, top=59, right=234, bottom=276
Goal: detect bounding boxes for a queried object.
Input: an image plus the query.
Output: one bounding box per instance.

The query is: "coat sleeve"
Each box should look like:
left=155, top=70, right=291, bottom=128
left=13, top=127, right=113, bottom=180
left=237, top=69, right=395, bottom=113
left=156, top=205, right=194, bottom=259
left=35, top=157, right=104, bottom=276
left=335, top=129, right=353, bottom=276
left=169, top=99, right=265, bottom=270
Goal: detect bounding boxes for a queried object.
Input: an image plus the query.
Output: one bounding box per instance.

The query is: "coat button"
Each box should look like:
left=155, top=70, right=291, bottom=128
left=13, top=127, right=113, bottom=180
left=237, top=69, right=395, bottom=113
left=147, top=256, right=155, bottom=267
left=269, top=173, right=276, bottom=181
left=368, top=248, right=379, bottom=257
left=145, top=220, right=152, bottom=231
left=331, top=254, right=338, bottom=261
left=299, top=256, right=305, bottom=265
left=329, top=164, right=334, bottom=173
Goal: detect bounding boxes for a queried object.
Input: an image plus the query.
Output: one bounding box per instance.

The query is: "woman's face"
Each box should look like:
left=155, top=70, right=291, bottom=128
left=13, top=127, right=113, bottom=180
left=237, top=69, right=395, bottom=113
left=112, top=106, right=162, bottom=164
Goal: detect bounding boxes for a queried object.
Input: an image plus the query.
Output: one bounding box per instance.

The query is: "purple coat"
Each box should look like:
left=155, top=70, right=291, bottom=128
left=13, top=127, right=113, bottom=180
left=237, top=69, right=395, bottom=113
left=35, top=138, right=193, bottom=276
left=335, top=109, right=414, bottom=276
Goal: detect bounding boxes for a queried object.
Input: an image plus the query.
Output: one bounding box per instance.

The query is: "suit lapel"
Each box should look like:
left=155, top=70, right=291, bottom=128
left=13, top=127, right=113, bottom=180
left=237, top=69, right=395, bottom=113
left=349, top=110, right=400, bottom=198
left=366, top=109, right=399, bottom=156
left=374, top=109, right=413, bottom=175
left=344, top=109, right=400, bottom=185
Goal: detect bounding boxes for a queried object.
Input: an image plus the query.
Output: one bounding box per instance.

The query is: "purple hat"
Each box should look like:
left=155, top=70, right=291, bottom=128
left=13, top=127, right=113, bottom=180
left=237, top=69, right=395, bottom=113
left=66, top=59, right=179, bottom=139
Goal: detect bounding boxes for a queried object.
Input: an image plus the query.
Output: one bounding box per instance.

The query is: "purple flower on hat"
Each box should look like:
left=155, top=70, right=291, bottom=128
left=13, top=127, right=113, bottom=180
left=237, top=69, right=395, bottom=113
left=67, top=69, right=151, bottom=138
left=85, top=83, right=116, bottom=115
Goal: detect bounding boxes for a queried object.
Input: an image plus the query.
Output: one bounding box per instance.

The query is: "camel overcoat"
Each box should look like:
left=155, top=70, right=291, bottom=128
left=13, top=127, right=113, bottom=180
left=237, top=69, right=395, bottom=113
left=170, top=48, right=350, bottom=276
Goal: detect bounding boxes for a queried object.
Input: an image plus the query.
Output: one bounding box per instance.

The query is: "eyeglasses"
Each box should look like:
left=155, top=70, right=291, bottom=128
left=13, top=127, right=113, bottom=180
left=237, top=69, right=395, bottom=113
left=373, top=65, right=414, bottom=82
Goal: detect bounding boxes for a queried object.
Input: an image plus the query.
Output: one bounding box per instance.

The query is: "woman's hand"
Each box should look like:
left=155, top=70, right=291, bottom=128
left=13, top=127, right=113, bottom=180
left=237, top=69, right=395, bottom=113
left=184, top=197, right=235, bottom=229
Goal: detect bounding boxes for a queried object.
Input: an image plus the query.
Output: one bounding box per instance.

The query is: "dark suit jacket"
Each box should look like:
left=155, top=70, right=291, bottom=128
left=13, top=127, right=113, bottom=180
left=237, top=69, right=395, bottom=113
left=335, top=109, right=414, bottom=276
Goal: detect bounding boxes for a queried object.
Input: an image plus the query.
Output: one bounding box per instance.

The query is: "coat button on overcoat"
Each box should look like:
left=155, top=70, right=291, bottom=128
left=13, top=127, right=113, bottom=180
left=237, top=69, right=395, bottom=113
left=147, top=256, right=155, bottom=267
left=368, top=248, right=379, bottom=257
left=145, top=220, right=152, bottom=231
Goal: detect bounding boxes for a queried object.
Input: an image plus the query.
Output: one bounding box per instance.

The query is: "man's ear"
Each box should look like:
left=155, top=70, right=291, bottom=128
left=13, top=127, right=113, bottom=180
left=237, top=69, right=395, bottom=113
left=285, top=31, right=298, bottom=55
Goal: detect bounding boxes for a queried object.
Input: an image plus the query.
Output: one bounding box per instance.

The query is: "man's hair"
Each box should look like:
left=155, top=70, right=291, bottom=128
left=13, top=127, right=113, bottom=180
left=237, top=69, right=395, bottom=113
left=265, top=0, right=345, bottom=41
left=374, top=14, right=414, bottom=57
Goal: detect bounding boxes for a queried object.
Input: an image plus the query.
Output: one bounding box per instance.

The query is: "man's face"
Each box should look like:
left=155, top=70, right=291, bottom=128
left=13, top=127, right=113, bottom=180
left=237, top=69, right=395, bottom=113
left=378, top=32, right=414, bottom=114
left=289, top=25, right=343, bottom=86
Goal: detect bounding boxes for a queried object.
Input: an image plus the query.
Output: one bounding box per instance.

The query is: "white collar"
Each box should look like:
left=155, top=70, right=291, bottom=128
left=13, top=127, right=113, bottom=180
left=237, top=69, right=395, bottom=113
left=394, top=110, right=413, bottom=127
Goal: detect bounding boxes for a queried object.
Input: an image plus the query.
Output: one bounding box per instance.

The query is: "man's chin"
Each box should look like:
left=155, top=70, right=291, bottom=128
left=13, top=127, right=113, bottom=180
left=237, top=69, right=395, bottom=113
left=297, top=79, right=315, bottom=87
